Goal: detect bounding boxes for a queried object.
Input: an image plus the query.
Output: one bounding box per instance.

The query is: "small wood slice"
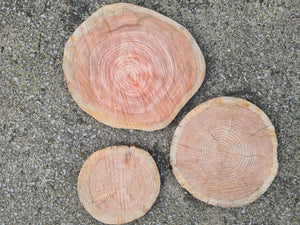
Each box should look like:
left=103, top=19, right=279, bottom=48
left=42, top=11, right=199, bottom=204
left=170, top=97, right=278, bottom=207
left=78, top=146, right=160, bottom=224
left=63, top=3, right=205, bottom=131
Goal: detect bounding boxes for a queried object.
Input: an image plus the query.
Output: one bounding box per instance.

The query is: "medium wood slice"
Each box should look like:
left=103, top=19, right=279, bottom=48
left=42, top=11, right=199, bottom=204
left=78, top=146, right=160, bottom=224
left=63, top=3, right=205, bottom=131
left=170, top=97, right=278, bottom=207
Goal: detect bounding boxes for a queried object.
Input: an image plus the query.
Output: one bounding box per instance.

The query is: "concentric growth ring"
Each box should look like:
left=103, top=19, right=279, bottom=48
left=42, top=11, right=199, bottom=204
left=170, top=97, right=278, bottom=207
left=63, top=3, right=205, bottom=131
left=78, top=146, right=160, bottom=224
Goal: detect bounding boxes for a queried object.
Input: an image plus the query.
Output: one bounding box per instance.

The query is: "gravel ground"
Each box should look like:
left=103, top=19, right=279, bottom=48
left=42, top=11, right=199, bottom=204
left=1, top=0, right=299, bottom=224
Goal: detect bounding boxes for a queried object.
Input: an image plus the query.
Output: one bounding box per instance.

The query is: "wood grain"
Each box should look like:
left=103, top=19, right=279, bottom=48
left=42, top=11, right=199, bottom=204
left=78, top=146, right=160, bottom=224
left=170, top=97, right=278, bottom=207
left=63, top=3, right=205, bottom=131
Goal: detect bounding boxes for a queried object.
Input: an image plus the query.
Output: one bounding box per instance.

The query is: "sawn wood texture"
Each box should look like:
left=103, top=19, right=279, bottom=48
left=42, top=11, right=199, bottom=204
left=78, top=146, right=160, bottom=224
left=170, top=97, right=278, bottom=207
left=63, top=3, right=205, bottom=131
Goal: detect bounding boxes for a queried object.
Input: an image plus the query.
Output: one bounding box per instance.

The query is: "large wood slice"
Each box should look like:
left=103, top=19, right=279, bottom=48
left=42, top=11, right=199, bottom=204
left=63, top=3, right=205, bottom=131
left=170, top=97, right=278, bottom=207
left=78, top=146, right=160, bottom=224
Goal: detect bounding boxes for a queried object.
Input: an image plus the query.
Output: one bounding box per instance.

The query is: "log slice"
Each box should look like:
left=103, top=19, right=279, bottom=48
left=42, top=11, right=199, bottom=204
left=170, top=97, right=278, bottom=207
left=63, top=3, right=205, bottom=131
left=78, top=146, right=160, bottom=224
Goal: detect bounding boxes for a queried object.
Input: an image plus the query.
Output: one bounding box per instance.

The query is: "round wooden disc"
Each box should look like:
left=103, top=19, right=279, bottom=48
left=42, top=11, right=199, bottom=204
left=78, top=146, right=160, bottom=224
left=170, top=97, right=278, bottom=207
left=63, top=3, right=205, bottom=131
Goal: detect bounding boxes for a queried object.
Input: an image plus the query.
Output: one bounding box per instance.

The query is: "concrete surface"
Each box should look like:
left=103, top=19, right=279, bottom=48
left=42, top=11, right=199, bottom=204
left=1, top=0, right=299, bottom=224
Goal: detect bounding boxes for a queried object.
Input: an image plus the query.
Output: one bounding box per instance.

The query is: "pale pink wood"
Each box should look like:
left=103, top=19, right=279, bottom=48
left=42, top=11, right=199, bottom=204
left=78, top=146, right=160, bottom=224
left=170, top=97, right=278, bottom=207
left=63, top=3, right=205, bottom=131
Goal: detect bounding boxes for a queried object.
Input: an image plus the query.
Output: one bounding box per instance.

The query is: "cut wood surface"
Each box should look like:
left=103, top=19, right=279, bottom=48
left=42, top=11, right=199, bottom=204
left=78, top=146, right=160, bottom=224
left=170, top=97, right=278, bottom=207
left=63, top=3, right=205, bottom=131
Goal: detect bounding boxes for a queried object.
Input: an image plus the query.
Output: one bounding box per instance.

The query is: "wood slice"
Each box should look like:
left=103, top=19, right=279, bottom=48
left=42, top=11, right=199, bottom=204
left=63, top=3, right=205, bottom=131
left=170, top=97, right=278, bottom=207
left=78, top=146, right=160, bottom=224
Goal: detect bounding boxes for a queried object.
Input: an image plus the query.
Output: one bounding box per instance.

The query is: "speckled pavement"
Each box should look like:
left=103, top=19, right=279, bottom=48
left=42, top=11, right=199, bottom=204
left=1, top=0, right=299, bottom=224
